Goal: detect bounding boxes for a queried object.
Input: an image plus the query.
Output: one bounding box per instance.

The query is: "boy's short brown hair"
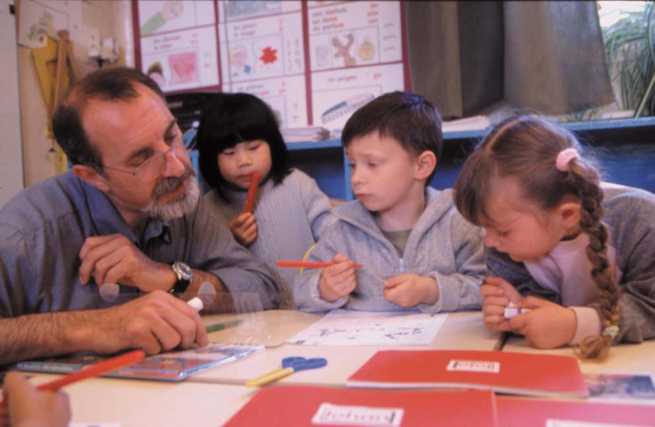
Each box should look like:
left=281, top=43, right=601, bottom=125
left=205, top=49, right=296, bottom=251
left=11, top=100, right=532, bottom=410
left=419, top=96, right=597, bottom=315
left=341, top=91, right=443, bottom=182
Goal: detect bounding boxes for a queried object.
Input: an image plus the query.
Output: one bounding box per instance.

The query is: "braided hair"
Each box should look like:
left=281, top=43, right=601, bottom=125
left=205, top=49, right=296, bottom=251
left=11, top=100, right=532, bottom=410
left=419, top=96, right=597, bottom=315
left=454, top=115, right=621, bottom=359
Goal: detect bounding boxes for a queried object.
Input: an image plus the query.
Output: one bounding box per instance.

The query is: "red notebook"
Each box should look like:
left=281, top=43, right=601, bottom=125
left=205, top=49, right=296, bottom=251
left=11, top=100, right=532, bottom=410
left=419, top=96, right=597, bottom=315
left=497, top=395, right=655, bottom=426
left=347, top=350, right=588, bottom=398
left=225, top=385, right=498, bottom=427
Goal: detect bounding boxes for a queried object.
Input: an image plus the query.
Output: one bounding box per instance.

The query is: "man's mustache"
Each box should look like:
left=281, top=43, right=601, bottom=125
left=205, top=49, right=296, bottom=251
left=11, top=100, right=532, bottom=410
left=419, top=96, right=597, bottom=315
left=153, top=166, right=196, bottom=199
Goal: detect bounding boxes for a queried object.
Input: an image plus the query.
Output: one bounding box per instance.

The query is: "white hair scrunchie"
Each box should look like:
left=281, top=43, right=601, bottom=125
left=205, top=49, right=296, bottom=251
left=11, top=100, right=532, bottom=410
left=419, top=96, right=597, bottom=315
left=556, top=148, right=579, bottom=172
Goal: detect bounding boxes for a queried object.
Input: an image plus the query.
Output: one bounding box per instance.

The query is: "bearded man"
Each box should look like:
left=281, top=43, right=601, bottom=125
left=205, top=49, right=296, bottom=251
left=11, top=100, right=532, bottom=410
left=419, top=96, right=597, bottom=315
left=0, top=67, right=280, bottom=365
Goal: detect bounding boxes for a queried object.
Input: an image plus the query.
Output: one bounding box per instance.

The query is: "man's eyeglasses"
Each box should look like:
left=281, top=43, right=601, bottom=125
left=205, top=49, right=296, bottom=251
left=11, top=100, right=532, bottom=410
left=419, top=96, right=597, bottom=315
left=102, top=137, right=187, bottom=179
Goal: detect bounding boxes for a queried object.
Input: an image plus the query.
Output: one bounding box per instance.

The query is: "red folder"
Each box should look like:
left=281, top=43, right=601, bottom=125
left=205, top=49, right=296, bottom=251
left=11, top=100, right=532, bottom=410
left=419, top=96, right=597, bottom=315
left=497, top=395, right=655, bottom=426
left=347, top=350, right=588, bottom=398
left=225, top=385, right=498, bottom=427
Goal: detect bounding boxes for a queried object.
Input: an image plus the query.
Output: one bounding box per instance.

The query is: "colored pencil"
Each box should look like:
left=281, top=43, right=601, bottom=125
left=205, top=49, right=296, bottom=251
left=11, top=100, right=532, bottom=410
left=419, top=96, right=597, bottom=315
left=243, top=172, right=261, bottom=214
left=206, top=319, right=242, bottom=333
left=36, top=350, right=145, bottom=392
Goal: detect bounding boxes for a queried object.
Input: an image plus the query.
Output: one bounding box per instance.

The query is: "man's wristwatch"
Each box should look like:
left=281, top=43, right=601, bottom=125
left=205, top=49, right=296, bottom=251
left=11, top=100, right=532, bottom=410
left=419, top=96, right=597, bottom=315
left=170, top=261, right=192, bottom=294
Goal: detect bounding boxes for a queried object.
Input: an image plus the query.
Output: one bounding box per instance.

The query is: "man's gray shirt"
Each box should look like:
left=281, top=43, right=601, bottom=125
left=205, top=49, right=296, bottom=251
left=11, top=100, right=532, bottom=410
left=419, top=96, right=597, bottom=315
left=0, top=172, right=280, bottom=316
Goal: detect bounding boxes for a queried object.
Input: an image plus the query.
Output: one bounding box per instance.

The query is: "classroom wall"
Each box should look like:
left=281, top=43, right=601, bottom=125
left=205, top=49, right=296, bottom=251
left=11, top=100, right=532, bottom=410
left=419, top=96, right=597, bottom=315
left=18, top=0, right=132, bottom=187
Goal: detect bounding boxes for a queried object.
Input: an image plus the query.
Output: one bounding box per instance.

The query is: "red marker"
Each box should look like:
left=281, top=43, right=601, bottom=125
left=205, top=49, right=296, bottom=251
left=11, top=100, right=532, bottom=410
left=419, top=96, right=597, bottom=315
left=276, top=260, right=362, bottom=269
left=37, top=350, right=145, bottom=392
left=243, top=172, right=261, bottom=214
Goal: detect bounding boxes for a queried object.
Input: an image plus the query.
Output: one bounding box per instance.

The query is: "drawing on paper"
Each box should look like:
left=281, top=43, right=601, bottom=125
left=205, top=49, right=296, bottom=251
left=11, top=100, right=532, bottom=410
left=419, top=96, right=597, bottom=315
left=230, top=45, right=252, bottom=75
left=332, top=33, right=356, bottom=67
left=147, top=62, right=166, bottom=88
left=357, top=38, right=375, bottom=61
left=224, top=0, right=284, bottom=21
left=141, top=1, right=184, bottom=36
left=288, top=309, right=447, bottom=346
left=259, top=46, right=278, bottom=64
left=321, top=93, right=375, bottom=124
left=168, top=52, right=199, bottom=84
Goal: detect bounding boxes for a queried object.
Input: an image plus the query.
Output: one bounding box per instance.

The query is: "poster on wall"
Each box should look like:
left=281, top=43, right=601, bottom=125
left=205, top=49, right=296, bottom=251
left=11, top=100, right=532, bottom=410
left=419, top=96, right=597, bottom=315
left=135, top=0, right=220, bottom=92
left=133, top=0, right=407, bottom=130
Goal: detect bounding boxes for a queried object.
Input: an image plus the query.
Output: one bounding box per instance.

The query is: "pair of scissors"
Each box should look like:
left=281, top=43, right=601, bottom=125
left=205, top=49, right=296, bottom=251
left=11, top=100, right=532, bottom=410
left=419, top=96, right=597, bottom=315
left=245, top=356, right=327, bottom=387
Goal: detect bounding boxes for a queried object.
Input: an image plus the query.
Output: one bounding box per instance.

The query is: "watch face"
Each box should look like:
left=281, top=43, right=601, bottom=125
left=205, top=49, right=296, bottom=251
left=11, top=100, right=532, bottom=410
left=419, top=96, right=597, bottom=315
left=174, top=262, right=192, bottom=280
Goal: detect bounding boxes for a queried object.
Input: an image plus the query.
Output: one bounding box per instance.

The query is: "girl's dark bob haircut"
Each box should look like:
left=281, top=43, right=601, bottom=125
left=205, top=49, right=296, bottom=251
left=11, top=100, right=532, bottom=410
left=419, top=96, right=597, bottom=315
left=197, top=92, right=290, bottom=201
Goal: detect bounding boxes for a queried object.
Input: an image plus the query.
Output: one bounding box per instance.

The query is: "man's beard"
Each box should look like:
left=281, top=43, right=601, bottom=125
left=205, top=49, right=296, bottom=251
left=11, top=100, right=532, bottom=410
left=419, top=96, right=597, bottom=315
left=144, top=169, right=200, bottom=221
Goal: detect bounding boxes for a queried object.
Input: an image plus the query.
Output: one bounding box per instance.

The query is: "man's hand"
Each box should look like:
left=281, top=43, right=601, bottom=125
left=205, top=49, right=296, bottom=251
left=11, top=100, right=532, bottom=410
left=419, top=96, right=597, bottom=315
left=509, top=296, right=577, bottom=349
left=383, top=274, right=438, bottom=307
left=480, top=276, right=522, bottom=333
left=79, top=234, right=175, bottom=292
left=318, top=253, right=357, bottom=302
left=1, top=372, right=71, bottom=427
left=229, top=213, right=257, bottom=246
left=84, top=290, right=208, bottom=355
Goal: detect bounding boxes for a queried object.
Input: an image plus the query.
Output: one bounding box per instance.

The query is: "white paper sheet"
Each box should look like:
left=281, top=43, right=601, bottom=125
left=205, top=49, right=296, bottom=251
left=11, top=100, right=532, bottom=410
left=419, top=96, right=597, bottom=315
left=288, top=309, right=447, bottom=346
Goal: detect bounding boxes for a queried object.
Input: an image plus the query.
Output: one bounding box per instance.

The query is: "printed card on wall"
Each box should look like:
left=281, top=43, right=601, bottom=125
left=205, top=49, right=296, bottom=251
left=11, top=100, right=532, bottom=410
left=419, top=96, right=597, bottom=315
left=220, top=13, right=305, bottom=82
left=312, top=63, right=405, bottom=131
left=307, top=1, right=403, bottom=70
left=138, top=0, right=215, bottom=36
left=136, top=0, right=219, bottom=93
left=140, top=26, right=220, bottom=93
left=229, top=76, right=308, bottom=129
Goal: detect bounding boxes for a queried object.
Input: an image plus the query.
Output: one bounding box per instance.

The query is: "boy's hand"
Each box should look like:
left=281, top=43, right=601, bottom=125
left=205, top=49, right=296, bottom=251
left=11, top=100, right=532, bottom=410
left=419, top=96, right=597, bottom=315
left=229, top=213, right=257, bottom=246
left=383, top=274, right=438, bottom=307
left=318, top=253, right=357, bottom=302
left=480, top=276, right=522, bottom=332
left=1, top=372, right=71, bottom=427
left=509, top=296, right=577, bottom=349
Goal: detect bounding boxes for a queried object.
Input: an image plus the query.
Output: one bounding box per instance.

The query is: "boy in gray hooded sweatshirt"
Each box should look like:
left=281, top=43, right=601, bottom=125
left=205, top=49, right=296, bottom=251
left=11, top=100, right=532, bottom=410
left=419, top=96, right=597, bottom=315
left=293, top=92, right=485, bottom=313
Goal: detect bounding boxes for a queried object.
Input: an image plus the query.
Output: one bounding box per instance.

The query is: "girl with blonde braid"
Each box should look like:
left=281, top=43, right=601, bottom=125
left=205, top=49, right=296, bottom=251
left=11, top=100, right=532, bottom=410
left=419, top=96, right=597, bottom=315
left=454, top=115, right=655, bottom=359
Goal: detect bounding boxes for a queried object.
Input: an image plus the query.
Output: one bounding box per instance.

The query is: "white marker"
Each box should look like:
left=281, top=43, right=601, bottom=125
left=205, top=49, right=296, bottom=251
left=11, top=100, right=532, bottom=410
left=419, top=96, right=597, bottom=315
left=99, top=283, right=120, bottom=302
left=504, top=302, right=530, bottom=319
left=187, top=297, right=204, bottom=312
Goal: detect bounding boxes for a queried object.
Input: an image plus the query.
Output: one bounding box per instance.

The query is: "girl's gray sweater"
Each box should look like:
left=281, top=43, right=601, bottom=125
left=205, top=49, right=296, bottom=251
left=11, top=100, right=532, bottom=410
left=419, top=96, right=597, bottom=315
left=204, top=169, right=336, bottom=307
left=487, top=184, right=655, bottom=344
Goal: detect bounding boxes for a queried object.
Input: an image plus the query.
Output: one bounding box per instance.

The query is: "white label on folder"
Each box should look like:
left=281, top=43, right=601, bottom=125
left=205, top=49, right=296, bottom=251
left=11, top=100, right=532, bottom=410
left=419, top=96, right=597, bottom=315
left=447, top=359, right=500, bottom=374
left=547, top=420, right=642, bottom=427
left=311, top=403, right=403, bottom=426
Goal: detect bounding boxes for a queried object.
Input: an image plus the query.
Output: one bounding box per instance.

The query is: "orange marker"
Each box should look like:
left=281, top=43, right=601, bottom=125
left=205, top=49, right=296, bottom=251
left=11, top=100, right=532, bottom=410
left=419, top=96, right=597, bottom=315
left=243, top=172, right=261, bottom=214
left=37, top=350, right=145, bottom=392
left=276, top=260, right=362, bottom=269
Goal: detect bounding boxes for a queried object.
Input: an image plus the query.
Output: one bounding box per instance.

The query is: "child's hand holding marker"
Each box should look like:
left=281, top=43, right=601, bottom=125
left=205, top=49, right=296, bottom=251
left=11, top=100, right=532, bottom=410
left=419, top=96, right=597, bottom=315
left=229, top=213, right=257, bottom=246
left=507, top=297, right=578, bottom=349
left=317, top=253, right=359, bottom=302
left=480, top=276, right=523, bottom=332
left=228, top=172, right=261, bottom=246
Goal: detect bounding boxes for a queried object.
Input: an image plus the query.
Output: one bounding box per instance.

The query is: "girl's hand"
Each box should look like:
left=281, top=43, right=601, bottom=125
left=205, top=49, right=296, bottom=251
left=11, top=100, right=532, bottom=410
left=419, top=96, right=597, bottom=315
left=509, top=296, right=577, bottom=349
left=480, top=276, right=522, bottom=332
left=318, top=253, right=357, bottom=302
left=229, top=213, right=257, bottom=246
left=1, top=372, right=71, bottom=427
left=383, top=274, right=438, bottom=307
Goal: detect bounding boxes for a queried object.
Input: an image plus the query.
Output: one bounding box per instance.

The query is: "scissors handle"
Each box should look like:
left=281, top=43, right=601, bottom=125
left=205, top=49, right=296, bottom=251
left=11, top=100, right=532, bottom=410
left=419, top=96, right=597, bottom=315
left=245, top=367, right=294, bottom=387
